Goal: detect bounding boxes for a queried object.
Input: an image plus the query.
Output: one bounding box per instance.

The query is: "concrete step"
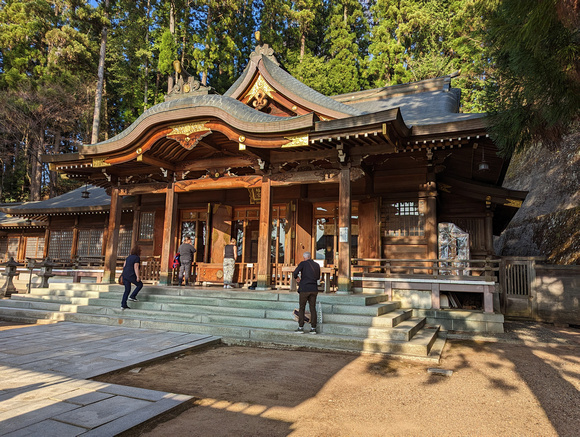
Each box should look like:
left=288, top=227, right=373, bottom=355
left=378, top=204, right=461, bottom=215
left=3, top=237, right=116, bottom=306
left=320, top=309, right=413, bottom=327
left=48, top=310, right=440, bottom=358
left=320, top=317, right=426, bottom=341
left=1, top=285, right=444, bottom=359
left=0, top=306, right=67, bottom=322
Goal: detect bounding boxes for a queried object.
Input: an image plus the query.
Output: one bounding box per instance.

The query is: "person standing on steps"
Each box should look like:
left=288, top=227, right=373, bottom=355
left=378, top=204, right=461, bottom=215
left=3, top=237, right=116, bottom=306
left=223, top=238, right=237, bottom=288
left=121, top=245, right=143, bottom=309
left=177, top=236, right=196, bottom=286
left=293, top=251, right=321, bottom=334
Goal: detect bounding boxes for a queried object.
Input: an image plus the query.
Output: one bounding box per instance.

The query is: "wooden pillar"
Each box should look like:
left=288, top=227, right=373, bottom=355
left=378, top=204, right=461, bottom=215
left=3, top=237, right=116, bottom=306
left=337, top=166, right=352, bottom=294
left=485, top=211, right=494, bottom=255
left=256, top=176, right=272, bottom=289
left=43, top=218, right=51, bottom=259
left=424, top=168, right=438, bottom=261
left=71, top=216, right=79, bottom=260
left=103, top=185, right=122, bottom=283
left=159, top=183, right=178, bottom=285
left=131, top=195, right=141, bottom=249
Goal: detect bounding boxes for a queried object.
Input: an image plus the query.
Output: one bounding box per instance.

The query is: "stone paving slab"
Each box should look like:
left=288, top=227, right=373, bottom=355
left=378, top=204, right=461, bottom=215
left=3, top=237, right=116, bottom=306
left=0, top=322, right=220, bottom=436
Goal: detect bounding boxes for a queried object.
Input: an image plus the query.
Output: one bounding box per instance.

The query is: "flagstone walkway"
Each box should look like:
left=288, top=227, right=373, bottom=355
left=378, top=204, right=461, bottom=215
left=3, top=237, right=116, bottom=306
left=0, top=322, right=220, bottom=436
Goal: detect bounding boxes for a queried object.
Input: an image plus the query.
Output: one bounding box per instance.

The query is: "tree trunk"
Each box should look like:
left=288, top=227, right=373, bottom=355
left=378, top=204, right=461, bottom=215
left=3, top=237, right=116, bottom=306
left=29, top=128, right=43, bottom=201
left=300, top=33, right=305, bottom=62
left=143, top=0, right=151, bottom=111
left=91, top=0, right=109, bottom=144
left=49, top=131, right=61, bottom=198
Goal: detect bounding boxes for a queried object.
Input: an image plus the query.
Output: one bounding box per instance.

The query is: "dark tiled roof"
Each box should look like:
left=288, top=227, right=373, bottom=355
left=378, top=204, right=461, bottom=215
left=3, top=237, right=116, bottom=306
left=0, top=186, right=133, bottom=216
left=260, top=57, right=363, bottom=117
left=344, top=88, right=485, bottom=126
left=83, top=94, right=306, bottom=149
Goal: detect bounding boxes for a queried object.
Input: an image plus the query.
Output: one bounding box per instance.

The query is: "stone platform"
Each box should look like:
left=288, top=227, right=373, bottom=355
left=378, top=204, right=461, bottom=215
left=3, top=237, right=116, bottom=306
left=0, top=322, right=220, bottom=436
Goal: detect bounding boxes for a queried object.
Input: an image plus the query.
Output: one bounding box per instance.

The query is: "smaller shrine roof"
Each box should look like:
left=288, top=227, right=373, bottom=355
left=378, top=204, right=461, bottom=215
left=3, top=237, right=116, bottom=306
left=0, top=186, right=133, bottom=217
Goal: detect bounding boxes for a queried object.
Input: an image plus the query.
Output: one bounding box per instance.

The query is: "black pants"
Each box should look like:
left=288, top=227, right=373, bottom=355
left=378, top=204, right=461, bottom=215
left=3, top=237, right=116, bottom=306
left=298, top=291, right=318, bottom=328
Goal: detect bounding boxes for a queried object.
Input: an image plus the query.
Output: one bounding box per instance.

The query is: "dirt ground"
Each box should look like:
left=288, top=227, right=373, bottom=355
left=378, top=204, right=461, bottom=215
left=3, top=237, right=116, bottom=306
left=90, top=322, right=580, bottom=437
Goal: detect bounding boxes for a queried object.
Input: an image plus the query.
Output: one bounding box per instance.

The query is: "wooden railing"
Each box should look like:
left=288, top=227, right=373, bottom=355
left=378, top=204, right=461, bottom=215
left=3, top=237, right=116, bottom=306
left=351, top=258, right=500, bottom=281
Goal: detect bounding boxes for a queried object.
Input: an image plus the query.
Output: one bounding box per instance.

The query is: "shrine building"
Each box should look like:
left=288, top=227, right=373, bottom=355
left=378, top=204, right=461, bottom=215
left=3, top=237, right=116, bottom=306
left=7, top=43, right=526, bottom=293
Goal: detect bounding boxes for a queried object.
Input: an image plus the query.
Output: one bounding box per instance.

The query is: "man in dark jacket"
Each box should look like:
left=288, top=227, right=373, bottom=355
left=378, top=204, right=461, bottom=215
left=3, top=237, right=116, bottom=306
left=293, top=251, right=321, bottom=334
left=177, top=236, right=196, bottom=286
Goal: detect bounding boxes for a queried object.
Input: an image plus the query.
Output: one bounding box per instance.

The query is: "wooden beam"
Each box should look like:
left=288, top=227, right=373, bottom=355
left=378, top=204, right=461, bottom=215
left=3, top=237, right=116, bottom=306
left=136, top=154, right=175, bottom=171
left=271, top=148, right=337, bottom=164
left=176, top=156, right=256, bottom=172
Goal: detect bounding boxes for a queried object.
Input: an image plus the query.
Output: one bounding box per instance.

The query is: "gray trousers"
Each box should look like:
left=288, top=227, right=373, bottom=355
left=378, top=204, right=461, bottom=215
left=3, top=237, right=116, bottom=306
left=178, top=261, right=193, bottom=284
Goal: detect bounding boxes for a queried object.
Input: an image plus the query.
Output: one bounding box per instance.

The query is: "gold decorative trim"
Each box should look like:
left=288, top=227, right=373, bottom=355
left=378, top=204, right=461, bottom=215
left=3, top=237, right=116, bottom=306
left=505, top=198, right=523, bottom=208
left=439, top=183, right=451, bottom=193
left=281, top=134, right=309, bottom=148
left=238, top=135, right=245, bottom=143
left=248, top=187, right=261, bottom=204
left=245, top=75, right=275, bottom=100
left=92, top=157, right=111, bottom=168
left=169, top=121, right=210, bottom=137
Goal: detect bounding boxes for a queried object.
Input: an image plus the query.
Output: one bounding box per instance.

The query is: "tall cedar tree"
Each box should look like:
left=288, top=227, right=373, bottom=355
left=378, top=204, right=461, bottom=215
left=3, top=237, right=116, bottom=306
left=483, top=0, right=580, bottom=156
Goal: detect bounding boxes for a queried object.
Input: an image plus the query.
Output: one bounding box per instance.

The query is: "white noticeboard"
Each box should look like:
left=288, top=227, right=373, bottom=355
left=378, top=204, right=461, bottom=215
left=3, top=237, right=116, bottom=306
left=339, top=227, right=349, bottom=243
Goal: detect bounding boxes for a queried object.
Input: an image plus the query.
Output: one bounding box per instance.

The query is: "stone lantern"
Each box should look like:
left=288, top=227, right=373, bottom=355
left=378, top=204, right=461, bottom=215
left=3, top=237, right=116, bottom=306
left=37, top=257, right=57, bottom=288
left=1, top=257, right=23, bottom=298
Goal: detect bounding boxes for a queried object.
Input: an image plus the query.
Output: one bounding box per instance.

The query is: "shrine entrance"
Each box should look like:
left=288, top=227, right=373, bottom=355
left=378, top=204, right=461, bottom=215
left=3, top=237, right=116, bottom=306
left=179, top=209, right=208, bottom=263
left=232, top=205, right=290, bottom=284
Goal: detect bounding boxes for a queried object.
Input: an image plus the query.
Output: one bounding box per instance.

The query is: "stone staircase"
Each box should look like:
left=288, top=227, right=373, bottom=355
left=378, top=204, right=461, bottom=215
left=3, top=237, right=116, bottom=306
left=0, top=283, right=445, bottom=361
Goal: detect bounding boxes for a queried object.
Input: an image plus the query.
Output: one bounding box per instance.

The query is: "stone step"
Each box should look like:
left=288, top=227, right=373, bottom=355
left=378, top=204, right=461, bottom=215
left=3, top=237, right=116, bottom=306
left=320, top=309, right=413, bottom=327
left=29, top=288, right=103, bottom=298
left=320, top=317, right=426, bottom=341
left=1, top=285, right=443, bottom=359
left=10, top=294, right=92, bottom=305
left=0, top=299, right=83, bottom=313
left=0, top=306, right=67, bottom=322
left=45, top=309, right=440, bottom=357
left=0, top=301, right=425, bottom=343
left=46, top=283, right=392, bottom=306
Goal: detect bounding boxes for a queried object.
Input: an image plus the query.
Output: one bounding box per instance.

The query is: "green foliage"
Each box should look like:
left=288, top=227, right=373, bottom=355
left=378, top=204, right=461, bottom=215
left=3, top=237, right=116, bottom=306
left=157, top=29, right=177, bottom=76
left=483, top=0, right=580, bottom=157
left=0, top=0, right=574, bottom=199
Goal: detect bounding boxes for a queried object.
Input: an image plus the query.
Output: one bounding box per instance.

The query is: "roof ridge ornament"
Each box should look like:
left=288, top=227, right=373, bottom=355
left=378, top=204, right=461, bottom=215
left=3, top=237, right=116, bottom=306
left=166, top=60, right=215, bottom=101
left=250, top=32, right=279, bottom=66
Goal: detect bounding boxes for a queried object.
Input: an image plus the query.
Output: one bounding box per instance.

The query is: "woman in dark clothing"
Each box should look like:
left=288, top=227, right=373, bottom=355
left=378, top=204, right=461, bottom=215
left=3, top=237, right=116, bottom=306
left=121, top=246, right=143, bottom=309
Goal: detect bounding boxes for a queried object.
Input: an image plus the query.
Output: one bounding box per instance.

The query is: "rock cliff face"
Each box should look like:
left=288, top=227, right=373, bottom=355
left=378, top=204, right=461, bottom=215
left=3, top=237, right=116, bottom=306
left=494, top=126, right=580, bottom=264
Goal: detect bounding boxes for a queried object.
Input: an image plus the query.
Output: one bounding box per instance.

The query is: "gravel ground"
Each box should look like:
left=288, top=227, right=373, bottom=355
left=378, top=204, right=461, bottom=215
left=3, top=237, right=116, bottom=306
left=90, top=321, right=580, bottom=437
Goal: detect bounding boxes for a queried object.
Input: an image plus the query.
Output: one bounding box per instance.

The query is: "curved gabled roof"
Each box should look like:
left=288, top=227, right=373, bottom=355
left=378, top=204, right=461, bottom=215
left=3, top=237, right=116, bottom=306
left=82, top=94, right=311, bottom=152
left=224, top=49, right=363, bottom=119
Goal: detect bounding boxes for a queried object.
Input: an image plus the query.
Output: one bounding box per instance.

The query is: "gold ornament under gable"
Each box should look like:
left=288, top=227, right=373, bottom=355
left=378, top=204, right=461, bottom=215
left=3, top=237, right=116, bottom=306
left=92, top=157, right=111, bottom=168
left=282, top=134, right=309, bottom=148
left=245, top=75, right=274, bottom=101
left=169, top=122, right=210, bottom=137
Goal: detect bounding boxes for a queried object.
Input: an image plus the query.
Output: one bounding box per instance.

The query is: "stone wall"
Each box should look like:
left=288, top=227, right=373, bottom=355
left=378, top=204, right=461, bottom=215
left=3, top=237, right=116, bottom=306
left=534, top=265, right=580, bottom=325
